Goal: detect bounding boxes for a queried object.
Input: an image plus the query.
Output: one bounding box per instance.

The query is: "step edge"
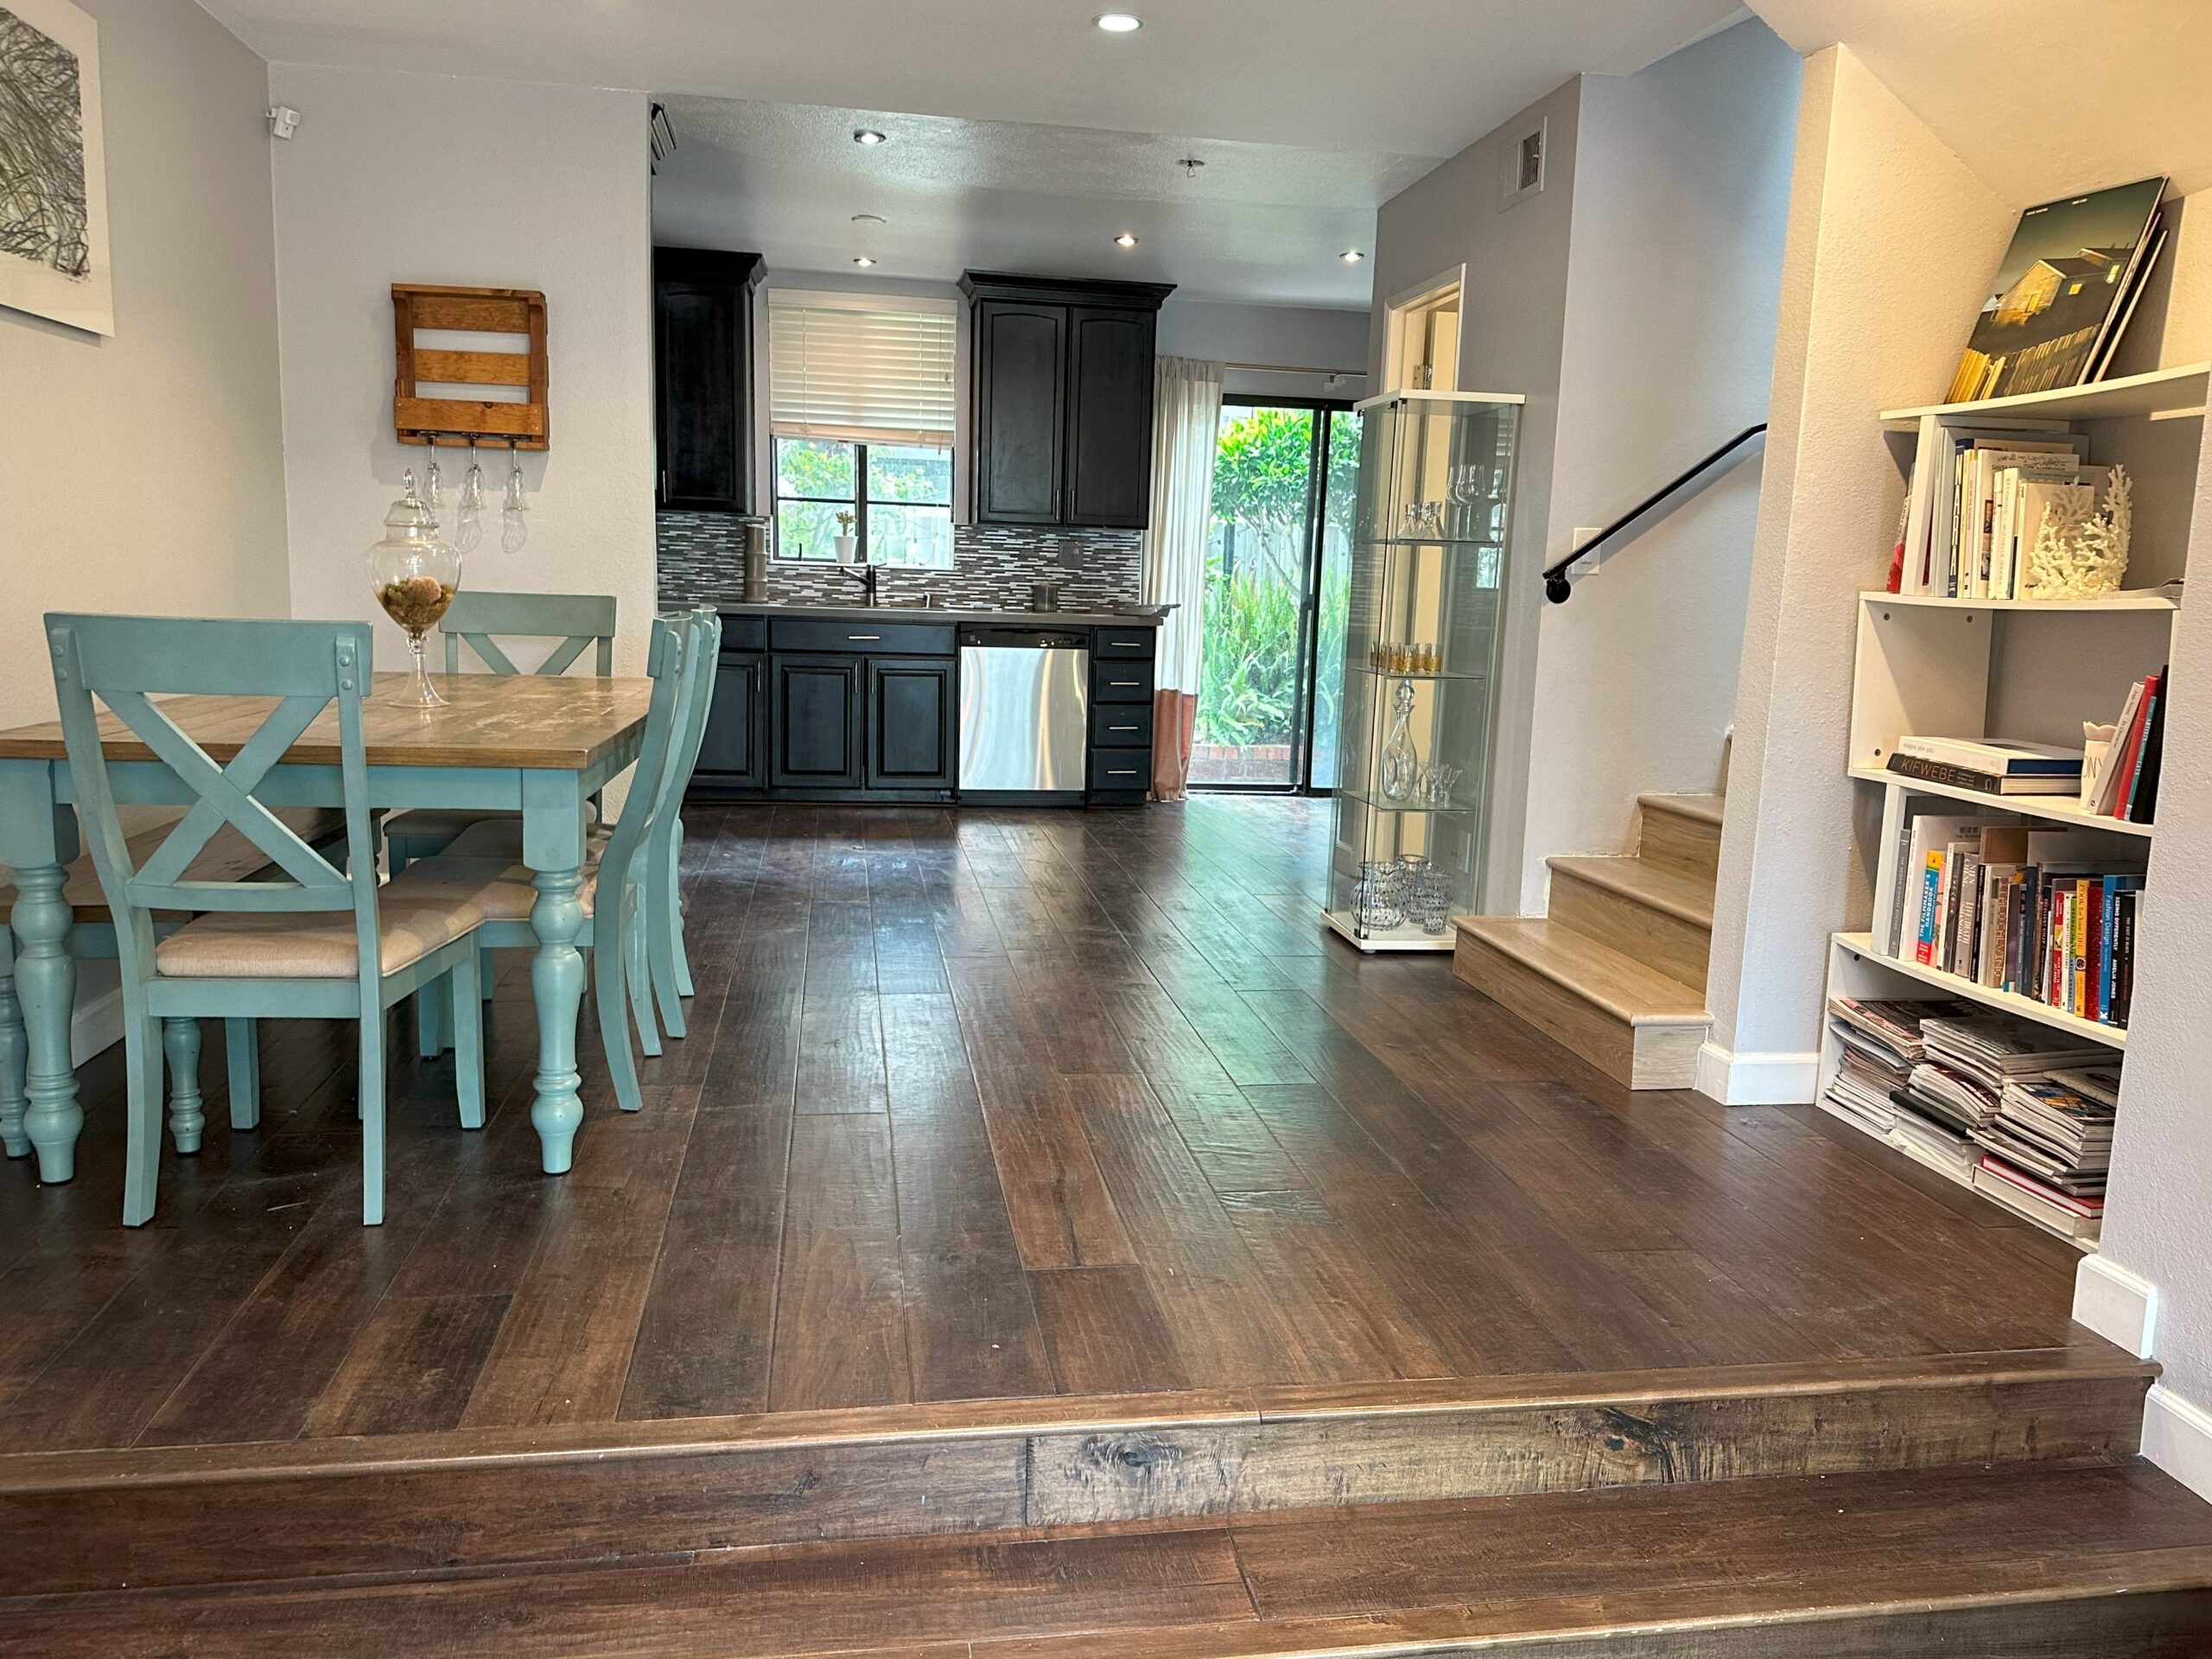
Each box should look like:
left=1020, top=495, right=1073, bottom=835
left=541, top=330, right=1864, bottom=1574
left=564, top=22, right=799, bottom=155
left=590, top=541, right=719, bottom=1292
left=1457, top=918, right=1708, bottom=1027
left=1546, top=855, right=1715, bottom=929
left=0, top=1350, right=2154, bottom=1497
left=1637, top=791, right=1726, bottom=826
left=967, top=1546, right=2212, bottom=1658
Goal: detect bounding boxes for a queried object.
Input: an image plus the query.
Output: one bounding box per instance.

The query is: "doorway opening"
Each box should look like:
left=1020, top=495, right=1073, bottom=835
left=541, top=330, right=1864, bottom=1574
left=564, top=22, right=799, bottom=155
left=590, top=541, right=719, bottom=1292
left=1189, top=397, right=1358, bottom=791
left=1383, top=271, right=1463, bottom=393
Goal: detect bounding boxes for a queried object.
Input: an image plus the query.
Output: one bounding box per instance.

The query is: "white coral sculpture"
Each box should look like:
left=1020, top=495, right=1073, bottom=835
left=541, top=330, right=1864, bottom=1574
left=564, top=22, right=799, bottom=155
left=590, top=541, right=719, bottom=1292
left=2024, top=464, right=2132, bottom=600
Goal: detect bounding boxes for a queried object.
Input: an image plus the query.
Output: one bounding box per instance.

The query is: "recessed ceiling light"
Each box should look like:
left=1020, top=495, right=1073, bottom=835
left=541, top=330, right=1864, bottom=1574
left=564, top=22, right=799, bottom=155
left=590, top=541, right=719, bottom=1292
left=851, top=213, right=886, bottom=225
left=1115, top=232, right=1139, bottom=248
left=1340, top=250, right=1366, bottom=264
left=1095, top=13, right=1142, bottom=33
left=853, top=256, right=877, bottom=268
left=852, top=129, right=887, bottom=146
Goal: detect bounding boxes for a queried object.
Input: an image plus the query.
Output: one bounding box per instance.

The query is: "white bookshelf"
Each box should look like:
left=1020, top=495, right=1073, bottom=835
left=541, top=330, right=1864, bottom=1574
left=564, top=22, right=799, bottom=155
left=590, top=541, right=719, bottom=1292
left=1844, top=768, right=2155, bottom=839
left=1821, top=368, right=2201, bottom=1240
left=1880, top=360, right=2209, bottom=428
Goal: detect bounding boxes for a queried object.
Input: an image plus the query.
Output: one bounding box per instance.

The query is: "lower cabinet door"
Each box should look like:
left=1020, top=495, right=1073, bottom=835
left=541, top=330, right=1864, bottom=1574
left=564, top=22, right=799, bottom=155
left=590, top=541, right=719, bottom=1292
left=866, top=657, right=956, bottom=790
left=693, top=652, right=765, bottom=789
left=772, top=654, right=861, bottom=788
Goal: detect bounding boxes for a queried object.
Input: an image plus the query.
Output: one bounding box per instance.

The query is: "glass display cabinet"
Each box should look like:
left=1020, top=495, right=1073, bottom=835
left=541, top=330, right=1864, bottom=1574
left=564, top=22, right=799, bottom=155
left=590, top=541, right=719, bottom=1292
left=1324, top=391, right=1522, bottom=951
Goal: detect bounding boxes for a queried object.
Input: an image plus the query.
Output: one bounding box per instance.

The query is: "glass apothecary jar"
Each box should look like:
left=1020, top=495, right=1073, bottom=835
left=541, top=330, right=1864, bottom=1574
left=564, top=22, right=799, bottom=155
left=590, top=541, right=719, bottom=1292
left=1325, top=391, right=1522, bottom=951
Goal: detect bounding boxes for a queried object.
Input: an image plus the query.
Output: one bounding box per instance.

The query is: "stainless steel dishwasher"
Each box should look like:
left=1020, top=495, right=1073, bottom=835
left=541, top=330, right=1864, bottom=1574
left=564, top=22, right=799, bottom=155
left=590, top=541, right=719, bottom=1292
left=957, top=626, right=1090, bottom=798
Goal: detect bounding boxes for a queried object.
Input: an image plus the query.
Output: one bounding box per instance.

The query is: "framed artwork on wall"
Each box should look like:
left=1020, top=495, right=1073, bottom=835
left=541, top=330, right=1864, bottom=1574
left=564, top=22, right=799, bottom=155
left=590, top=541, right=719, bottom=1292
left=0, top=0, right=114, bottom=336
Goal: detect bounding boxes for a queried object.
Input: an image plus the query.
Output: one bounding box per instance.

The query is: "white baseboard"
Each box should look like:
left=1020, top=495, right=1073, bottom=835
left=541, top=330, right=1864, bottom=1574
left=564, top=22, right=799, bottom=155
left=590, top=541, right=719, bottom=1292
left=71, top=985, right=124, bottom=1065
left=2144, top=1385, right=2212, bottom=1506
left=2072, top=1254, right=2158, bottom=1357
left=1694, top=1039, right=1818, bottom=1106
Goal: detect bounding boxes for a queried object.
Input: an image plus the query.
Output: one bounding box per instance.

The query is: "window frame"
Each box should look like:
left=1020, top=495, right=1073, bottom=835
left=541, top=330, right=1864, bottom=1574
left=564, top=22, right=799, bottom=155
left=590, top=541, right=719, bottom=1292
left=772, top=435, right=955, bottom=566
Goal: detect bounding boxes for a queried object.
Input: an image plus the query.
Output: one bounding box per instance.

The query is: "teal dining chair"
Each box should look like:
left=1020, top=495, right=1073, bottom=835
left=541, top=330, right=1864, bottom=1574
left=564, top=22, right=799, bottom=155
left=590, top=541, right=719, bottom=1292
left=385, top=590, right=620, bottom=871
left=46, top=615, right=490, bottom=1227
left=403, top=610, right=711, bottom=1115
left=645, top=607, right=721, bottom=1040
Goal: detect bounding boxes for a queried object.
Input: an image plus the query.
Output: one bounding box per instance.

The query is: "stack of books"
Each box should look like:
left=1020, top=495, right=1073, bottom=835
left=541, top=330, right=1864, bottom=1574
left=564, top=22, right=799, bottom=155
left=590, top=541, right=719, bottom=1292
left=2081, top=670, right=2169, bottom=824
left=1869, top=809, right=2146, bottom=1027
left=1885, top=735, right=2082, bottom=797
left=1895, top=421, right=2097, bottom=599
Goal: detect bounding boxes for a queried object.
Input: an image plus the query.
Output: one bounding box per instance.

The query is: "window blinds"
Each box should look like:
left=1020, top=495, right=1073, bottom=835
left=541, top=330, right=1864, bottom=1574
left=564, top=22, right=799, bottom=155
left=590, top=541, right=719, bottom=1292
left=768, top=289, right=957, bottom=448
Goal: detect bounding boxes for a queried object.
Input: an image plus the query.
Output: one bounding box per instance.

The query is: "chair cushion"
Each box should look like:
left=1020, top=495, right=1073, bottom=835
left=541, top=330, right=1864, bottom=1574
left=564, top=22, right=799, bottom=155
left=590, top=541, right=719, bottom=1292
left=441, top=816, right=613, bottom=862
left=155, top=869, right=483, bottom=979
left=396, top=855, right=599, bottom=925
left=383, top=808, right=519, bottom=848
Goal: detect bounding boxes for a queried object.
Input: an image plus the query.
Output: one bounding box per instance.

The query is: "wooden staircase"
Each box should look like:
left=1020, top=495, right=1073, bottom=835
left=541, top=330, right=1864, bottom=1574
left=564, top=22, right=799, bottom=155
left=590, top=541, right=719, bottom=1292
left=1455, top=791, right=1723, bottom=1089
left=5, top=1346, right=2209, bottom=1654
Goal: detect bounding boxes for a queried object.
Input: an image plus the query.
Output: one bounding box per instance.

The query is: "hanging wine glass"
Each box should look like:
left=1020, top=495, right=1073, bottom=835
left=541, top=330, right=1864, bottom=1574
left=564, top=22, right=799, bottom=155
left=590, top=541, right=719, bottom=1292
left=367, top=468, right=462, bottom=708
left=452, top=440, right=486, bottom=554
left=500, top=440, right=530, bottom=554
left=421, top=452, right=446, bottom=530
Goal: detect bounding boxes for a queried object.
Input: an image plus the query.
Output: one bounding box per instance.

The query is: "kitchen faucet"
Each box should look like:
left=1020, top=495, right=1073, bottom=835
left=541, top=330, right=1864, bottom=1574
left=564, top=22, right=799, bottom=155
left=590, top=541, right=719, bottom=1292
left=836, top=561, right=880, bottom=607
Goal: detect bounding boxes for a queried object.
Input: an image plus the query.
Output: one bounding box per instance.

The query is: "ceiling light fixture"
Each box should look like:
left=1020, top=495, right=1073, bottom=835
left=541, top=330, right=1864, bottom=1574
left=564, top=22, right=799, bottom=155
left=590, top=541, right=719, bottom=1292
left=1339, top=250, right=1365, bottom=264
left=1115, top=232, right=1139, bottom=248
left=852, top=129, right=887, bottom=146
left=1095, top=13, right=1142, bottom=32
left=853, top=256, right=877, bottom=268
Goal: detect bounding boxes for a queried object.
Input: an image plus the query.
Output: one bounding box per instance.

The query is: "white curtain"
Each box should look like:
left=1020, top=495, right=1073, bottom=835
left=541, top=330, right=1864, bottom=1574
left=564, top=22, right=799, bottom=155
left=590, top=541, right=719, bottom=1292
left=1140, top=356, right=1224, bottom=799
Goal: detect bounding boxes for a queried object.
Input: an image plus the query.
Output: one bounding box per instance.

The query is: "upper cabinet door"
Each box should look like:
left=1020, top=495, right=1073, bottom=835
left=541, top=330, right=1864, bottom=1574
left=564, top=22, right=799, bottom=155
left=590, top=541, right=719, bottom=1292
left=654, top=248, right=763, bottom=513
left=972, top=301, right=1066, bottom=524
left=1064, top=307, right=1158, bottom=529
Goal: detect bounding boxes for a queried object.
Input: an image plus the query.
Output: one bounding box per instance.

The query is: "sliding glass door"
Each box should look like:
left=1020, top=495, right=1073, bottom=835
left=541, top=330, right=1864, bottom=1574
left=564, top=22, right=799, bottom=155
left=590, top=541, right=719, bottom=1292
left=1192, top=399, right=1357, bottom=790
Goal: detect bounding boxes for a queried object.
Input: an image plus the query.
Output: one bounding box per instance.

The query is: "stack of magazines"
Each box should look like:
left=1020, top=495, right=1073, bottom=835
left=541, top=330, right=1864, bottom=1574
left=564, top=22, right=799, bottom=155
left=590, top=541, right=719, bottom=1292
left=1822, top=997, right=1972, bottom=1136
left=1918, top=1014, right=2110, bottom=1092
left=1972, top=1065, right=2122, bottom=1243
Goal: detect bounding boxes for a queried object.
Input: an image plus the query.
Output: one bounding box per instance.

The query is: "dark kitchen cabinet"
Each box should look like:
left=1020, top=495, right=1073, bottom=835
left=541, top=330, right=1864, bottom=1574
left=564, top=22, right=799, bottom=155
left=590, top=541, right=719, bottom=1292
left=771, top=655, right=861, bottom=789
left=960, top=272, right=1174, bottom=531
left=694, top=652, right=765, bottom=789
left=971, top=302, right=1065, bottom=524
left=865, top=658, right=956, bottom=790
left=654, top=247, right=765, bottom=513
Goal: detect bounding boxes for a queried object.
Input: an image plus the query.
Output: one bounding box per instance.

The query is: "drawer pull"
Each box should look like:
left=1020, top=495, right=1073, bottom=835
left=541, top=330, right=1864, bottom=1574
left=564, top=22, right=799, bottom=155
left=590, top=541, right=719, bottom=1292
left=1109, top=679, right=1141, bottom=687
left=1108, top=724, right=1138, bottom=732
left=848, top=633, right=881, bottom=641
left=1105, top=768, right=1138, bottom=777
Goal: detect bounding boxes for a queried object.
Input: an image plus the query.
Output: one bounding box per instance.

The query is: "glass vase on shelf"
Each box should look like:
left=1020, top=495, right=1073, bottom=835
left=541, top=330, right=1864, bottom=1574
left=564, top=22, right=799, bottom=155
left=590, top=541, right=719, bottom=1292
left=369, top=468, right=462, bottom=708
left=1379, top=677, right=1419, bottom=801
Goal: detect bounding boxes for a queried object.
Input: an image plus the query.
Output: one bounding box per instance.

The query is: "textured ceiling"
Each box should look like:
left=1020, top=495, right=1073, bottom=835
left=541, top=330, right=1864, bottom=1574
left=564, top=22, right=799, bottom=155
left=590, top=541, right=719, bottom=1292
left=1750, top=0, right=2212, bottom=200
left=205, top=0, right=1743, bottom=157
left=652, top=99, right=1434, bottom=305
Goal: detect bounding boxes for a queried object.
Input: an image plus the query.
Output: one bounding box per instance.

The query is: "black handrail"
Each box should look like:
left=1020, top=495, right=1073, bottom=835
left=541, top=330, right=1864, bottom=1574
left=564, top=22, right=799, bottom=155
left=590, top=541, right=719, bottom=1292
left=1542, top=423, right=1767, bottom=603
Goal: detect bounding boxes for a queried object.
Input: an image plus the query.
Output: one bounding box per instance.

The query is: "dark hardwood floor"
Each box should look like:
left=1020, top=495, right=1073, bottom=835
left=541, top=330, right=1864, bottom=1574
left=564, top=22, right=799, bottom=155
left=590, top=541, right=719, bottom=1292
left=0, top=798, right=2085, bottom=1456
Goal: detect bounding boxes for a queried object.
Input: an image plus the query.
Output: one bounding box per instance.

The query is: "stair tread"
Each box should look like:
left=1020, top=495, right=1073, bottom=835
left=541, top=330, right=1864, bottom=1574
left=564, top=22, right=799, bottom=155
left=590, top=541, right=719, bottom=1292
left=1547, top=852, right=1715, bottom=926
left=9, top=1461, right=2206, bottom=1657
left=1638, top=790, right=1726, bottom=825
left=1458, top=916, right=1707, bottom=1025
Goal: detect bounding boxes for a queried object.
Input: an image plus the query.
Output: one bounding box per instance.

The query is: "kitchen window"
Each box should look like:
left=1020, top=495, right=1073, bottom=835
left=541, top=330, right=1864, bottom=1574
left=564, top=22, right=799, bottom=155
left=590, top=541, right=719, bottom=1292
left=768, top=289, right=957, bottom=567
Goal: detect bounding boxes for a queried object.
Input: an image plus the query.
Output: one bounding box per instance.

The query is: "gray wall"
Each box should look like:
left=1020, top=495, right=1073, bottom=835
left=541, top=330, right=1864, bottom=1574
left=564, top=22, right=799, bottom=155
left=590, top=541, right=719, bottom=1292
left=0, top=0, right=289, bottom=728
left=1522, top=20, right=1800, bottom=907
left=1369, top=77, right=1584, bottom=910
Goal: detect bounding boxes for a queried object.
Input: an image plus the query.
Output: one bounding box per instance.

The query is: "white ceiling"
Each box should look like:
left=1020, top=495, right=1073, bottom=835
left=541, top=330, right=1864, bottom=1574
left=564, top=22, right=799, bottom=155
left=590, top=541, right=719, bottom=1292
left=652, top=99, right=1433, bottom=306
left=207, top=0, right=1746, bottom=306
left=207, top=0, right=1744, bottom=157
left=1750, top=0, right=2212, bottom=201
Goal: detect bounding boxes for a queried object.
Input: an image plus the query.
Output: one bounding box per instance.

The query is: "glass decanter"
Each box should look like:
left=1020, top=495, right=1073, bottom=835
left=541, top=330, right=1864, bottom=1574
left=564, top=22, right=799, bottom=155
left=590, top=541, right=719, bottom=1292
left=1379, top=677, right=1419, bottom=802
left=368, top=469, right=462, bottom=708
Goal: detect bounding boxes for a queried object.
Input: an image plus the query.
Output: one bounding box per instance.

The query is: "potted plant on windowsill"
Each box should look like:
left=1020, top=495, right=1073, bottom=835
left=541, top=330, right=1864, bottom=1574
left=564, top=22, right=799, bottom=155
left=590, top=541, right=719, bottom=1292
left=833, top=510, right=858, bottom=563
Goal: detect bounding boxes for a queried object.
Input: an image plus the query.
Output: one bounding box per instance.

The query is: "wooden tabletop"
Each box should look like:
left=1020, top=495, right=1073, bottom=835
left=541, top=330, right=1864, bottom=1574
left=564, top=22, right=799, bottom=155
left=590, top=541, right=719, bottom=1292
left=0, top=673, right=653, bottom=772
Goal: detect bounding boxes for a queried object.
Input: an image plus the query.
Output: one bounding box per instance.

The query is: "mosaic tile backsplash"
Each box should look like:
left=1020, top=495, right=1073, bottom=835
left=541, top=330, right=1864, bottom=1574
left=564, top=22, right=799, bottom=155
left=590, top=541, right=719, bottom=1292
left=657, top=513, right=1143, bottom=612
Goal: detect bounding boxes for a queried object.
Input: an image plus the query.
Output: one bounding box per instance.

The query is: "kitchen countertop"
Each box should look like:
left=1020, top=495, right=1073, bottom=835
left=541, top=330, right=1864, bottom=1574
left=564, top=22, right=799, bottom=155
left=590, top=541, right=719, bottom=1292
left=716, top=601, right=1166, bottom=628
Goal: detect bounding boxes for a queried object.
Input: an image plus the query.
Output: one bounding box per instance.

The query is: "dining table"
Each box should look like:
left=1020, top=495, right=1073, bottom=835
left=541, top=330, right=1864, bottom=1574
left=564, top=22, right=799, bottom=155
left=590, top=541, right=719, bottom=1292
left=0, top=671, right=653, bottom=1186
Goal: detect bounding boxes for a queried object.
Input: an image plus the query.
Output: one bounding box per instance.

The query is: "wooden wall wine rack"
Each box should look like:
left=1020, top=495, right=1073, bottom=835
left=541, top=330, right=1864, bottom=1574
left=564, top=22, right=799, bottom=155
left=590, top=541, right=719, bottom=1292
left=391, top=283, right=550, bottom=450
